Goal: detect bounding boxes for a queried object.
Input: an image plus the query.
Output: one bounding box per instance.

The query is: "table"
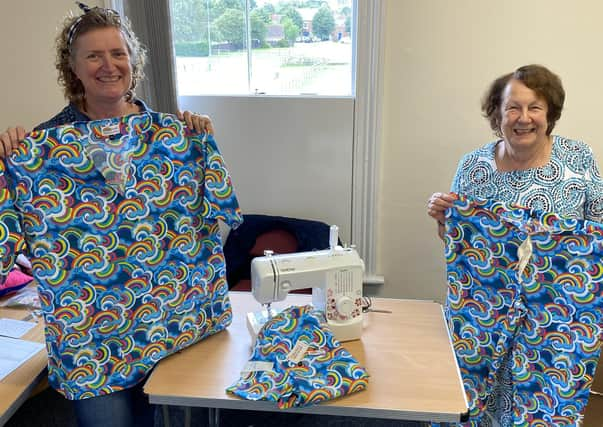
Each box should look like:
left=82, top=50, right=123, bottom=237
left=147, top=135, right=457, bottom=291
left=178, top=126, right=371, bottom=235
left=0, top=305, right=46, bottom=427
left=144, top=291, right=469, bottom=425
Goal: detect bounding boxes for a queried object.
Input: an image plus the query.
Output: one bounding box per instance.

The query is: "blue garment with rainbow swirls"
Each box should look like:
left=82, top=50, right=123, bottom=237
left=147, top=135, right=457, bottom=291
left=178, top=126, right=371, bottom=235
left=444, top=195, right=603, bottom=426
left=0, top=112, right=242, bottom=400
left=226, top=305, right=369, bottom=408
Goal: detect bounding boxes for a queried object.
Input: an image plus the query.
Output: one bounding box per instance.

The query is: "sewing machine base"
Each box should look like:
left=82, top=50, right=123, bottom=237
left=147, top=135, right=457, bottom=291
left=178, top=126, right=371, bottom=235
left=246, top=306, right=361, bottom=345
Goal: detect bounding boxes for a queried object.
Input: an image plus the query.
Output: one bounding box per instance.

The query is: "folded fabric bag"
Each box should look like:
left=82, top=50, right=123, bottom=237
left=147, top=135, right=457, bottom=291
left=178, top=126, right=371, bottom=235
left=226, top=305, right=369, bottom=408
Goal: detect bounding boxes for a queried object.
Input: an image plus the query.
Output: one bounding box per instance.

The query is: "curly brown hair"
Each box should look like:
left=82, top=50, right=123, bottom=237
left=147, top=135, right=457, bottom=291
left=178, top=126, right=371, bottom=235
left=56, top=7, right=147, bottom=106
left=481, top=64, right=565, bottom=137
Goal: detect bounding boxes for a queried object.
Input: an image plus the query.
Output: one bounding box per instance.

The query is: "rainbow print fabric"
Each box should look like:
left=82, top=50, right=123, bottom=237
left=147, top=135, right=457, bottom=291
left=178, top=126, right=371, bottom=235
left=226, top=305, right=369, bottom=408
left=444, top=195, right=603, bottom=426
left=0, top=112, right=241, bottom=399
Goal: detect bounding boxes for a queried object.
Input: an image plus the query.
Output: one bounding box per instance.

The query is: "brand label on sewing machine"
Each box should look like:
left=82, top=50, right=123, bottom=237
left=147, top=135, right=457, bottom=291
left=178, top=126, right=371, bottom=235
left=241, top=361, right=274, bottom=373
left=286, top=340, right=310, bottom=364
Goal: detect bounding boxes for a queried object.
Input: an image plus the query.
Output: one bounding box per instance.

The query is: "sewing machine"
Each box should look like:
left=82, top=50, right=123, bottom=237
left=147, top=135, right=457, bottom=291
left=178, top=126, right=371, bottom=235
left=247, top=226, right=364, bottom=342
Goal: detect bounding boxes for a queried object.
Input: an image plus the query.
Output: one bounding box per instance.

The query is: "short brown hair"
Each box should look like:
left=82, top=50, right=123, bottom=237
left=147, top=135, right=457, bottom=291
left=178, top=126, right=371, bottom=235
left=55, top=7, right=146, bottom=106
left=481, top=64, right=565, bottom=137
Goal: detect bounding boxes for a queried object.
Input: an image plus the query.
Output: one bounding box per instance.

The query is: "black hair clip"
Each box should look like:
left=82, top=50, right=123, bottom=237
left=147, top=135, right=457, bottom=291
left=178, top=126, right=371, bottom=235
left=67, top=2, right=120, bottom=49
left=76, top=1, right=92, bottom=13
left=66, top=3, right=90, bottom=48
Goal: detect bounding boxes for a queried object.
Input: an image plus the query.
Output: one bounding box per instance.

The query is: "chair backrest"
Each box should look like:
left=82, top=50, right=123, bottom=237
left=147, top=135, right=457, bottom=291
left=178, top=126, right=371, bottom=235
left=250, top=228, right=298, bottom=257
left=224, top=214, right=333, bottom=290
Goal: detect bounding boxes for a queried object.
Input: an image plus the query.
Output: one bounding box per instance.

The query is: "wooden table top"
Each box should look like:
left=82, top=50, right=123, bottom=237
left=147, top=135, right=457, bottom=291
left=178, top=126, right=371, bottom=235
left=144, top=291, right=468, bottom=423
left=0, top=305, right=46, bottom=427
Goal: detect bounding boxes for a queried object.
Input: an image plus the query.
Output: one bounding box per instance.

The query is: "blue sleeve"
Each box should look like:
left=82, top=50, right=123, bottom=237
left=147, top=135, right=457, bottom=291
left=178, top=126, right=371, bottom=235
left=201, top=134, right=243, bottom=229
left=450, top=155, right=466, bottom=194
left=584, top=147, right=603, bottom=222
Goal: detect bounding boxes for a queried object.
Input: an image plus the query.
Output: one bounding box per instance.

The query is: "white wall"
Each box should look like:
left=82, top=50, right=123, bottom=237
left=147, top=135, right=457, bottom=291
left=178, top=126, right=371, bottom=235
left=0, top=1, right=101, bottom=130
left=377, top=0, right=603, bottom=301
left=179, top=96, right=354, bottom=243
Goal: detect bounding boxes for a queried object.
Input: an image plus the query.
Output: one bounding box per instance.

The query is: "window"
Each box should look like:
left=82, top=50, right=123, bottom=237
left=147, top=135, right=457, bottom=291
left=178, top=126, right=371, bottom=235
left=169, top=0, right=355, bottom=96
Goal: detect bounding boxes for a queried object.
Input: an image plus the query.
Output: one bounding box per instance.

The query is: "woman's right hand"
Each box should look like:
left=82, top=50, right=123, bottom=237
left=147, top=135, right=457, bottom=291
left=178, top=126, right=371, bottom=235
left=0, top=126, right=26, bottom=158
left=427, top=192, right=455, bottom=240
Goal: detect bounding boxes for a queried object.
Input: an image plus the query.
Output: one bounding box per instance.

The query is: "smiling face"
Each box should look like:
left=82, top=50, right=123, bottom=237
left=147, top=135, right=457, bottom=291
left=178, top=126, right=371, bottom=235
left=500, top=79, right=549, bottom=149
left=71, top=27, right=133, bottom=106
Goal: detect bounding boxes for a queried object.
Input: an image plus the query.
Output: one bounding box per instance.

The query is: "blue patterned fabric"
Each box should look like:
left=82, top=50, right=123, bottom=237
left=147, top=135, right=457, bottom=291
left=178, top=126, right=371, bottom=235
left=34, top=99, right=150, bottom=131
left=448, top=135, right=603, bottom=426
left=444, top=195, right=603, bottom=426
left=451, top=136, right=603, bottom=221
left=0, top=112, right=242, bottom=399
left=226, top=305, right=369, bottom=408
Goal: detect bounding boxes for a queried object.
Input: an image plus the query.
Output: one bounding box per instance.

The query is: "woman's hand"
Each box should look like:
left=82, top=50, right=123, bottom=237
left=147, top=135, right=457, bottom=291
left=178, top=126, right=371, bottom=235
left=427, top=192, right=455, bottom=240
left=0, top=126, right=26, bottom=158
left=177, top=110, right=214, bottom=135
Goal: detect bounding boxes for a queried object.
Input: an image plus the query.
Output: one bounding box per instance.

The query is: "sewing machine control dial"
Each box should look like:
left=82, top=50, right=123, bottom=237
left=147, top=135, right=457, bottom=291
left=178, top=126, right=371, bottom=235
left=336, top=296, right=355, bottom=317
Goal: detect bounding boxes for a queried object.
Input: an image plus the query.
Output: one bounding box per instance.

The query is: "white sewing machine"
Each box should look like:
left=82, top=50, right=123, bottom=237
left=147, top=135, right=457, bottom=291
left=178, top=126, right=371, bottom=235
left=247, top=226, right=364, bottom=342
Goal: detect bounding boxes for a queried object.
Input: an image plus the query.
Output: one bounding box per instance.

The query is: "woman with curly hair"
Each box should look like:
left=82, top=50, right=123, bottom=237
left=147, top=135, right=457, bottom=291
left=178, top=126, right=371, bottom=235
left=0, top=3, right=216, bottom=426
left=0, top=2, right=212, bottom=157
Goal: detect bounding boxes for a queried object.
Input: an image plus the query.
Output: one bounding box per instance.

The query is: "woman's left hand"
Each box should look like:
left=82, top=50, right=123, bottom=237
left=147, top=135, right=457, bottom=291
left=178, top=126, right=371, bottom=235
left=177, top=110, right=214, bottom=135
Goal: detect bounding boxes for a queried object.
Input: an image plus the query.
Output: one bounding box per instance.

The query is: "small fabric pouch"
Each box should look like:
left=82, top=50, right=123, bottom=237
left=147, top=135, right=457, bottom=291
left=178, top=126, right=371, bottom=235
left=226, top=305, right=369, bottom=408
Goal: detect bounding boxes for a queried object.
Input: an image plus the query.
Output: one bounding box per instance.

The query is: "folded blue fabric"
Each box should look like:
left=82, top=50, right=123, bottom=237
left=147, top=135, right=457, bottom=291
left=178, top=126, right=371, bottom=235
left=227, top=305, right=369, bottom=408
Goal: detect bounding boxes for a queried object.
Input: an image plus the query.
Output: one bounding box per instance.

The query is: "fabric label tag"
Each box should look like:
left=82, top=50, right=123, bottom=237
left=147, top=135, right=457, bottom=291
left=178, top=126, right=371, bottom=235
left=286, top=340, right=309, bottom=364
left=241, top=361, right=274, bottom=373
left=516, top=235, right=533, bottom=283
left=101, top=124, right=121, bottom=136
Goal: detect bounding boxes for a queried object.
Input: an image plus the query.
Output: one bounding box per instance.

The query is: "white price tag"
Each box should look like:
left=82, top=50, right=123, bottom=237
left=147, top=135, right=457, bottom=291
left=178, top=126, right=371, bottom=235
left=516, top=235, right=533, bottom=283
left=286, top=340, right=309, bottom=364
left=241, top=361, right=274, bottom=373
